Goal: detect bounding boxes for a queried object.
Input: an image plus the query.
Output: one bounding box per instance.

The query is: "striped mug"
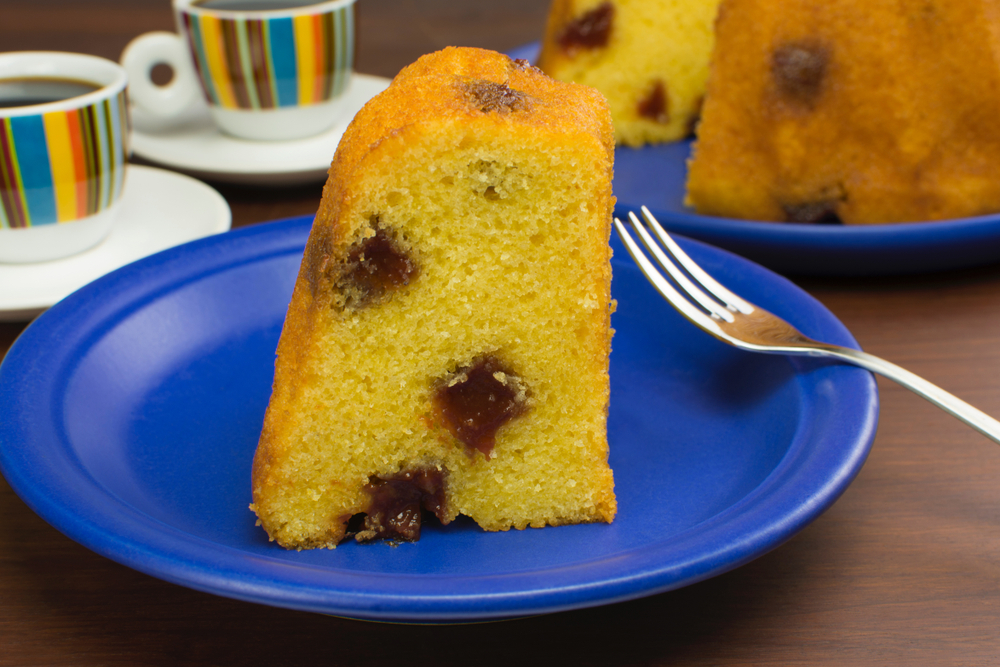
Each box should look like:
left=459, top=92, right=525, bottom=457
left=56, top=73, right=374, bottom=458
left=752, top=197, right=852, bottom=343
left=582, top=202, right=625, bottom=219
left=122, top=0, right=356, bottom=141
left=0, top=52, right=129, bottom=264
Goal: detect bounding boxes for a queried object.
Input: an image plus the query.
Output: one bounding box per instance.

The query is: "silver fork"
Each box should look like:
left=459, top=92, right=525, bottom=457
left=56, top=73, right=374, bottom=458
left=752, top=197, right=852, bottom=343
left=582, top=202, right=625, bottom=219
left=614, top=206, right=1000, bottom=445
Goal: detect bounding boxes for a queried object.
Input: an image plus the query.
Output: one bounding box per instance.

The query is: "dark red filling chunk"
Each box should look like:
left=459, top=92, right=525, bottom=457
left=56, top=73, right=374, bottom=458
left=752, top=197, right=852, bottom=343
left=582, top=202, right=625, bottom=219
left=783, top=200, right=842, bottom=223
left=558, top=2, right=614, bottom=52
left=356, top=468, right=447, bottom=543
left=463, top=79, right=529, bottom=114
left=338, top=225, right=418, bottom=308
left=434, top=356, right=528, bottom=458
left=772, top=41, right=830, bottom=103
left=637, top=80, right=669, bottom=124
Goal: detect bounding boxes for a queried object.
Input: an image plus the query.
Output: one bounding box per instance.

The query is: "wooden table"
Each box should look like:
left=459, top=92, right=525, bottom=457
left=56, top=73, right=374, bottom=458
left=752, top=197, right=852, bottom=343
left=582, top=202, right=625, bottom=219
left=3, top=2, right=999, bottom=664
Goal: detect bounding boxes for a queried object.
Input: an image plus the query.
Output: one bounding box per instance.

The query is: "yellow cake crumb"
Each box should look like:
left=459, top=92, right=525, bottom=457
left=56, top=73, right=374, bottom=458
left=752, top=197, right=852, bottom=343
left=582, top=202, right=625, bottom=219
left=538, top=0, right=722, bottom=146
left=250, top=47, right=617, bottom=550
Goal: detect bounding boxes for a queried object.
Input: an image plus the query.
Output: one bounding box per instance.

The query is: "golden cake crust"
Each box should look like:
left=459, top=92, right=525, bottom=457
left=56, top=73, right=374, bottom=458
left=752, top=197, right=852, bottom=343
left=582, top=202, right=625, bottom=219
left=252, top=47, right=616, bottom=549
left=686, top=0, right=1000, bottom=224
left=319, top=46, right=612, bottom=225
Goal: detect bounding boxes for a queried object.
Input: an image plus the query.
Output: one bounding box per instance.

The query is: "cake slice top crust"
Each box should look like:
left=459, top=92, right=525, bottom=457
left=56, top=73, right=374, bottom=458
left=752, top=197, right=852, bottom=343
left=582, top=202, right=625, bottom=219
left=301, top=46, right=616, bottom=312
left=319, top=48, right=613, bottom=215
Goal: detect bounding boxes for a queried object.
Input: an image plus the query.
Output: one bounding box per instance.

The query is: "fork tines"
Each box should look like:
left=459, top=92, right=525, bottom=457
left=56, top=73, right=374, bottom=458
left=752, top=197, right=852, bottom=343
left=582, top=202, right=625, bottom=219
left=613, top=207, right=752, bottom=326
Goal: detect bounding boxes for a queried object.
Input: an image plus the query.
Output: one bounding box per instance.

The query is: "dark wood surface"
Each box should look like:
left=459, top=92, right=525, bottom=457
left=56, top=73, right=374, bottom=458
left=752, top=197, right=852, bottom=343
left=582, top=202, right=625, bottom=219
left=3, top=2, right=1000, bottom=664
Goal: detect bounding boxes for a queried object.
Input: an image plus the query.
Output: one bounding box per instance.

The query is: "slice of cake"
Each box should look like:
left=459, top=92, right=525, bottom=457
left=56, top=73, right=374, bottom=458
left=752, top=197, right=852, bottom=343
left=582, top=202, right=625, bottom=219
left=686, top=0, right=1000, bottom=224
left=537, top=0, right=722, bottom=147
left=251, top=47, right=617, bottom=549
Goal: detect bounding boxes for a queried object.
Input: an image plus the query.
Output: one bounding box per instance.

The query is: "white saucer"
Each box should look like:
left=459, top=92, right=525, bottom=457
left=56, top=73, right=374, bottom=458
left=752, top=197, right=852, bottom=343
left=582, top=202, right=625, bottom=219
left=0, top=165, right=231, bottom=322
left=130, top=74, right=391, bottom=186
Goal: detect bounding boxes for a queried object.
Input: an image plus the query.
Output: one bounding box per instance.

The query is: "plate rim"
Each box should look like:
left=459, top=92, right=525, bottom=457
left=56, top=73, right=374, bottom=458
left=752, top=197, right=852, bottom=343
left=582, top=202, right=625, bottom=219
left=0, top=216, right=878, bottom=621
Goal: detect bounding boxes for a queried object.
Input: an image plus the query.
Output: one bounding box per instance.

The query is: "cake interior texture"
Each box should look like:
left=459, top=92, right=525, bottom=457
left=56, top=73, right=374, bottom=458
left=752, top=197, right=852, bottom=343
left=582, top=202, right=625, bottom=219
left=251, top=48, right=617, bottom=549
left=686, top=0, right=1000, bottom=224
left=538, top=0, right=722, bottom=147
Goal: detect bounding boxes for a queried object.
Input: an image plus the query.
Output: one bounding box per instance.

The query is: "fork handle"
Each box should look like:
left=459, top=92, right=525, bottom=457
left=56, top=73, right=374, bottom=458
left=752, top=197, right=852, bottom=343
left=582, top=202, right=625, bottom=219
left=816, top=346, right=1000, bottom=444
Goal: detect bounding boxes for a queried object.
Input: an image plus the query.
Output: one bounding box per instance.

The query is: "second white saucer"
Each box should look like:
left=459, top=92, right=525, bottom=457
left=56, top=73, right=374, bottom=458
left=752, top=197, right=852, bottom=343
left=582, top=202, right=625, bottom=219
left=130, top=74, right=391, bottom=186
left=0, top=165, right=231, bottom=322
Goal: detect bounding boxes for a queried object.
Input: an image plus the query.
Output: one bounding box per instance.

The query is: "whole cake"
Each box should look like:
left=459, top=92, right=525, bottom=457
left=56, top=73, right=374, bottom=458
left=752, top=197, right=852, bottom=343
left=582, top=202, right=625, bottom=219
left=686, top=0, right=1000, bottom=224
left=251, top=47, right=617, bottom=549
left=537, top=0, right=722, bottom=147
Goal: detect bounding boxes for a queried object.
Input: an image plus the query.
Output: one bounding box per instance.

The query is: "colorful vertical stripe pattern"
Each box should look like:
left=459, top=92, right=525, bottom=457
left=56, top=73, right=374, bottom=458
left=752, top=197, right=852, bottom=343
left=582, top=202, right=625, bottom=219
left=0, top=91, right=128, bottom=229
left=181, top=3, right=354, bottom=110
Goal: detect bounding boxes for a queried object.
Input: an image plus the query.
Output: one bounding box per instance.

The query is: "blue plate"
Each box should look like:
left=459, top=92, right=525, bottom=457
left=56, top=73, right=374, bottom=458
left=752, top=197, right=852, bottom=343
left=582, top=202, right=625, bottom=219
left=511, top=42, right=1000, bottom=276
left=0, top=216, right=877, bottom=623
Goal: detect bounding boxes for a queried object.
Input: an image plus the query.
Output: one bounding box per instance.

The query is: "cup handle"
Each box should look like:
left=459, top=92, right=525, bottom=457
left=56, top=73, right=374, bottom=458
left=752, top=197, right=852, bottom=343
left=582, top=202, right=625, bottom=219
left=121, top=31, right=201, bottom=120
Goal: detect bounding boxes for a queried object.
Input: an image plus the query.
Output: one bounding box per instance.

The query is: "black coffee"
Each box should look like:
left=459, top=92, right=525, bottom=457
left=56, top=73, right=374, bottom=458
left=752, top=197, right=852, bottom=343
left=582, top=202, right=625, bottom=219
left=0, top=77, right=100, bottom=109
left=193, top=0, right=329, bottom=10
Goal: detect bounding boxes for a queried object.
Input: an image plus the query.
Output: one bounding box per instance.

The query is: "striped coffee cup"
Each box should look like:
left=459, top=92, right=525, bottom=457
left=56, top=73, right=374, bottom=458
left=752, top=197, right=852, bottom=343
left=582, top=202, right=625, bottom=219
left=0, top=52, right=129, bottom=263
left=122, top=0, right=356, bottom=141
